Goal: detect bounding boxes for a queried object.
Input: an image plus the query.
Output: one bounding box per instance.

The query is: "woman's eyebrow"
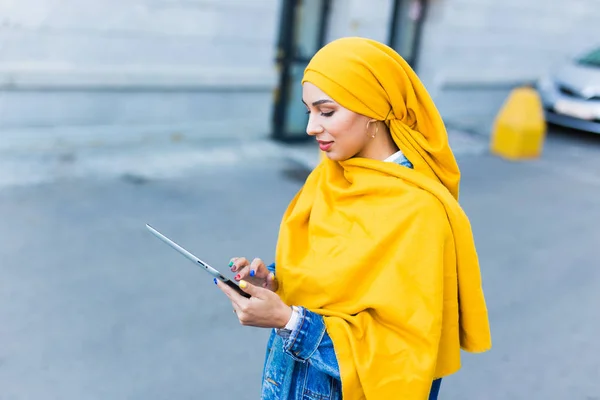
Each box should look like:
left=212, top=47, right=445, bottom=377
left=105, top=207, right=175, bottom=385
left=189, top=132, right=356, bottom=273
left=301, top=99, right=335, bottom=106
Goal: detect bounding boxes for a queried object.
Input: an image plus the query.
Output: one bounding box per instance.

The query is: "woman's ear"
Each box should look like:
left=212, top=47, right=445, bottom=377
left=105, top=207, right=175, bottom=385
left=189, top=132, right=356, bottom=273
left=366, top=119, right=379, bottom=138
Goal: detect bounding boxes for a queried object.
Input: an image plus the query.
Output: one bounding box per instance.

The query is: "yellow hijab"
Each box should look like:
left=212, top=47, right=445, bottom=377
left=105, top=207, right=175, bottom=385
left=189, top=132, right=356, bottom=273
left=275, top=37, right=491, bottom=399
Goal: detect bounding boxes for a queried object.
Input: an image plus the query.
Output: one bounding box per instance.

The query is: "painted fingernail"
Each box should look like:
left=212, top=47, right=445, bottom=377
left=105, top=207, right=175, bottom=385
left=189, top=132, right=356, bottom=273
left=228, top=261, right=234, bottom=267
left=213, top=278, right=217, bottom=285
left=239, top=280, right=248, bottom=289
left=235, top=274, right=241, bottom=280
left=268, top=272, right=275, bottom=280
left=249, top=270, right=256, bottom=277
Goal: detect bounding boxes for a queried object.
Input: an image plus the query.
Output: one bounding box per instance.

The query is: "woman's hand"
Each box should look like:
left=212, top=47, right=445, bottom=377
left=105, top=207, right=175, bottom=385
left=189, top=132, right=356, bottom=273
left=229, top=257, right=278, bottom=291
left=215, top=278, right=292, bottom=329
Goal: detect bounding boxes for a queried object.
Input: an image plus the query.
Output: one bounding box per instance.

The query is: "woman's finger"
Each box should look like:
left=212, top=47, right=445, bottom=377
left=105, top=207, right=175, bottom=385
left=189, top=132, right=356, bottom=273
left=229, top=257, right=249, bottom=272
left=265, top=272, right=278, bottom=291
left=249, top=258, right=269, bottom=279
left=233, top=264, right=251, bottom=281
left=214, top=279, right=244, bottom=309
left=237, top=280, right=268, bottom=300
left=234, top=258, right=267, bottom=281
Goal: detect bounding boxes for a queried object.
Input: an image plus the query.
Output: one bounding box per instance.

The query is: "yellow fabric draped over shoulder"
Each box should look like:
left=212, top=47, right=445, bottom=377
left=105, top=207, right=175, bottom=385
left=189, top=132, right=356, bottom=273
left=275, top=37, right=492, bottom=400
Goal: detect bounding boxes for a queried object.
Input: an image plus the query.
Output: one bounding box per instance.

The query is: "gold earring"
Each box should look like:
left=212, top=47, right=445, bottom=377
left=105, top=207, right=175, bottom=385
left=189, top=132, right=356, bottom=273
left=366, top=119, right=378, bottom=139
left=372, top=122, right=378, bottom=139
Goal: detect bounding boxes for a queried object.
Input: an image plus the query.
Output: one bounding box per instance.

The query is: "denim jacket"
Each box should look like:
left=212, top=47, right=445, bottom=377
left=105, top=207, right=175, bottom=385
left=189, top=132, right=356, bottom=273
left=261, top=152, right=442, bottom=399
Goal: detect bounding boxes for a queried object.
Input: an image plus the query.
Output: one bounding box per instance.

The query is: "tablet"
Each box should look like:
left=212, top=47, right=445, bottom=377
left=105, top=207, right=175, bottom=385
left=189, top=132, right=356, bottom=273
left=146, top=224, right=251, bottom=298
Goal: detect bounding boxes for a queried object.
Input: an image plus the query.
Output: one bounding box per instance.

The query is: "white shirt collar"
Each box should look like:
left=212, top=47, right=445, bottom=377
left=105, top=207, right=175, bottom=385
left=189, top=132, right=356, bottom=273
left=383, top=150, right=405, bottom=163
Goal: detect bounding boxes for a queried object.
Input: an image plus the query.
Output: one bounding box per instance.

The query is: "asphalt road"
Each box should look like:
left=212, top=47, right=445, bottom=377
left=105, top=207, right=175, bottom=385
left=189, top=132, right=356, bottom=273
left=0, top=126, right=599, bottom=399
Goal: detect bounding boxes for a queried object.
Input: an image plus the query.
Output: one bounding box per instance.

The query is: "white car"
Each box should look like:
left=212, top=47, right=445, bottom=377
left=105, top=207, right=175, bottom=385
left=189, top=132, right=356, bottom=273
left=537, top=47, right=600, bottom=134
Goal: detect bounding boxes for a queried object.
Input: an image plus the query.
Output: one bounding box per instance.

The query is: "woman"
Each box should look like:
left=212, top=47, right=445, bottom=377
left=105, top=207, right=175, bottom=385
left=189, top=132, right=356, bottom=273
left=215, top=37, right=492, bottom=400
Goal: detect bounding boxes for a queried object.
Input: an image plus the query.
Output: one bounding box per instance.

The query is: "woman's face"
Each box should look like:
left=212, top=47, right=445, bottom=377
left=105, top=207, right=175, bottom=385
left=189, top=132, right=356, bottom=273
left=302, top=82, right=373, bottom=161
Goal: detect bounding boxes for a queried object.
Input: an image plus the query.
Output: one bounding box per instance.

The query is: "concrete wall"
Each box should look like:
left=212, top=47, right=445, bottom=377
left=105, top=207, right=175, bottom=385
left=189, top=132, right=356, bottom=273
left=325, top=0, right=393, bottom=44
left=6, top=0, right=596, bottom=150
left=0, top=0, right=281, bottom=151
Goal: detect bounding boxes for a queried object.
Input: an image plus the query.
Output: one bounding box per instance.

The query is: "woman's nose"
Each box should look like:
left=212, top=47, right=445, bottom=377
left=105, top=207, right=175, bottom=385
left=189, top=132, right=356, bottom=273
left=306, top=116, right=324, bottom=136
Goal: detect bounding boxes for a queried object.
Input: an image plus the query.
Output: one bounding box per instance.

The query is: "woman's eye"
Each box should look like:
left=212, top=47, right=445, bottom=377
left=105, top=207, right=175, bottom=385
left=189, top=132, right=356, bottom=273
left=304, top=109, right=334, bottom=117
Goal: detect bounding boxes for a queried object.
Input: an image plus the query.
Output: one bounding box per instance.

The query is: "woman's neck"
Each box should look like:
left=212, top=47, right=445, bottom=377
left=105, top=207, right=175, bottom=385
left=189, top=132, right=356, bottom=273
left=357, top=124, right=399, bottom=161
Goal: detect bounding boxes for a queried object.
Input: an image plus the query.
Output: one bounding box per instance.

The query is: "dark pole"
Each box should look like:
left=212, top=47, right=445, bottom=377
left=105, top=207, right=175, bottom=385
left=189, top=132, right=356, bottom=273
left=387, top=0, right=400, bottom=48
left=409, top=0, right=428, bottom=69
left=272, top=0, right=297, bottom=140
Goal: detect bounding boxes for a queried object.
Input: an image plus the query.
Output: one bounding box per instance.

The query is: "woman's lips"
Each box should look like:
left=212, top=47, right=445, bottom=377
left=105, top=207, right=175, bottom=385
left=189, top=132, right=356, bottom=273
left=318, top=141, right=334, bottom=151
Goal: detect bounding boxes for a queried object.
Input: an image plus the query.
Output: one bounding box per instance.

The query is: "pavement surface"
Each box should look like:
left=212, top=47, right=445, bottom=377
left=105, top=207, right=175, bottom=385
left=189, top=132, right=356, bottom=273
left=0, top=126, right=599, bottom=399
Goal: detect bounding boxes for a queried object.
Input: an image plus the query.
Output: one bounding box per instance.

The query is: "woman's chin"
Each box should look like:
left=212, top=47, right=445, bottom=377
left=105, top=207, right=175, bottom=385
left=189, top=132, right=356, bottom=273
left=324, top=150, right=353, bottom=162
left=324, top=151, right=341, bottom=161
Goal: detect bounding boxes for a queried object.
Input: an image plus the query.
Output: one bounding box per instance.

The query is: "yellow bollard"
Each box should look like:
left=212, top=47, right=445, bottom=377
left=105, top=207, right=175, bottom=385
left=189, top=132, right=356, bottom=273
left=490, top=87, right=546, bottom=160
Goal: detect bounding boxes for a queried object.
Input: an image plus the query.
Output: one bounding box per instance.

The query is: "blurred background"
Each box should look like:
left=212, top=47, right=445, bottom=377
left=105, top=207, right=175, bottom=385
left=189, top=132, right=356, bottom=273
left=1, top=1, right=599, bottom=399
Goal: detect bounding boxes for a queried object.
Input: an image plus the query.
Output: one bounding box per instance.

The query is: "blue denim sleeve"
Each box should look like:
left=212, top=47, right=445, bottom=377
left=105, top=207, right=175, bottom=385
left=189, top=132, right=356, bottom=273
left=280, top=307, right=341, bottom=380
left=269, top=263, right=340, bottom=379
